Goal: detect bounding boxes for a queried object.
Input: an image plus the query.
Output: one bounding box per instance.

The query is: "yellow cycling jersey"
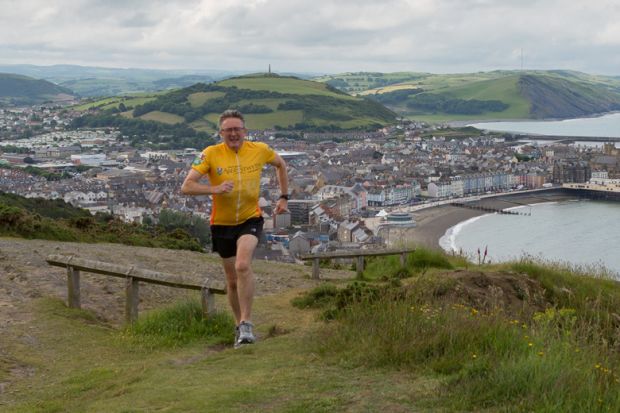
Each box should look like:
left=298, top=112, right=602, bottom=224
left=192, top=141, right=276, bottom=226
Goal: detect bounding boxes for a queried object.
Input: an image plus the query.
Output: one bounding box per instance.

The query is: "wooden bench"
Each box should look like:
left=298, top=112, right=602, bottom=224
left=298, top=248, right=416, bottom=279
left=46, top=254, right=226, bottom=324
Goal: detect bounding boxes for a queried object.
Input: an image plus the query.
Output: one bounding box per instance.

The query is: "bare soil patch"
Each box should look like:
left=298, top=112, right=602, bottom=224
left=431, top=269, right=549, bottom=317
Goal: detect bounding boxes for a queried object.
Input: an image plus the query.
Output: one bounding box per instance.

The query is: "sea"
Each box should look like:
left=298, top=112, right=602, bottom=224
left=440, top=113, right=620, bottom=278
left=468, top=112, right=620, bottom=139
left=439, top=200, right=620, bottom=278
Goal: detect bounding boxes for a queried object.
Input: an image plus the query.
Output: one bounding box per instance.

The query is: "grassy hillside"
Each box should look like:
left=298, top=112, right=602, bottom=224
left=0, top=73, right=75, bottom=106
left=58, top=75, right=216, bottom=98
left=313, top=71, right=431, bottom=93
left=0, top=64, right=237, bottom=97
left=218, top=76, right=357, bottom=98
left=0, top=192, right=202, bottom=251
left=519, top=73, right=620, bottom=118
left=3, top=241, right=620, bottom=412
left=316, top=70, right=620, bottom=121
left=72, top=93, right=162, bottom=112
left=76, top=74, right=397, bottom=136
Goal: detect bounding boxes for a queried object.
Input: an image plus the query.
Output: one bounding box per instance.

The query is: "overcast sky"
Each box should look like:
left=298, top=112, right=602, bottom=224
left=1, top=0, right=619, bottom=75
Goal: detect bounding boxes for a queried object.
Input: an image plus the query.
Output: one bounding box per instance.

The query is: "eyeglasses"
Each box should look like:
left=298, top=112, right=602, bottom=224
left=220, top=127, right=246, bottom=134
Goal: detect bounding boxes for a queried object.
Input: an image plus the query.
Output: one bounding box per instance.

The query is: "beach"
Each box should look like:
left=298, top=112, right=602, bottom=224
left=407, top=192, right=579, bottom=250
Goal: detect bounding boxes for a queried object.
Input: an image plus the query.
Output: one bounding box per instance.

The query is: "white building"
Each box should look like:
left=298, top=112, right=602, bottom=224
left=71, top=154, right=107, bottom=166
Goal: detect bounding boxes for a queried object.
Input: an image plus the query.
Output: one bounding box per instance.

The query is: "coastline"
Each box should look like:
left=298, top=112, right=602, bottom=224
left=407, top=192, right=580, bottom=250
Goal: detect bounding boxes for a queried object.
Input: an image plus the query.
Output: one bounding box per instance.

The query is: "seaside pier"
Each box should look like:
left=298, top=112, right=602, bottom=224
left=449, top=201, right=530, bottom=216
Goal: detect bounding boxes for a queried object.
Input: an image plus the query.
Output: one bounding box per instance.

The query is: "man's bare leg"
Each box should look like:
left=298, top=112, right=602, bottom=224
left=222, top=257, right=241, bottom=325
left=234, top=234, right=258, bottom=322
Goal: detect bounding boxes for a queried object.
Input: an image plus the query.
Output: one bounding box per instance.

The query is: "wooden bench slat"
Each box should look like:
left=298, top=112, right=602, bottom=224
left=47, top=254, right=225, bottom=293
left=300, top=248, right=415, bottom=280
left=298, top=248, right=416, bottom=261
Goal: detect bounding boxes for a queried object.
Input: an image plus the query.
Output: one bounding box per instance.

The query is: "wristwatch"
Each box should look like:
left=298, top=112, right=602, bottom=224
left=279, top=194, right=289, bottom=201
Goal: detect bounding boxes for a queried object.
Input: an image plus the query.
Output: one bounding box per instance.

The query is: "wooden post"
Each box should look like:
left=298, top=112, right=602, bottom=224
left=125, top=277, right=139, bottom=324
left=400, top=253, right=407, bottom=267
left=312, top=258, right=320, bottom=280
left=66, top=266, right=81, bottom=309
left=356, top=256, right=364, bottom=277
left=201, top=287, right=215, bottom=319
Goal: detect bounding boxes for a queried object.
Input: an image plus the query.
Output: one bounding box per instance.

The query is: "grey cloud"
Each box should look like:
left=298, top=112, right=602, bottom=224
left=0, top=0, right=619, bottom=74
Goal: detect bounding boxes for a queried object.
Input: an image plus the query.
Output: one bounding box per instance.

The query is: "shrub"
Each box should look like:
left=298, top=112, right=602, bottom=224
left=291, top=283, right=339, bottom=309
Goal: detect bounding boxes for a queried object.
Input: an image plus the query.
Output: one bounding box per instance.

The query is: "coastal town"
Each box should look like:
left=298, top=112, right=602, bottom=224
left=1, top=104, right=620, bottom=261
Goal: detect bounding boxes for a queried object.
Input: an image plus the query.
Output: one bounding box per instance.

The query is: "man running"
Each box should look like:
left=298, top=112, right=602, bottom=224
left=181, top=109, right=289, bottom=348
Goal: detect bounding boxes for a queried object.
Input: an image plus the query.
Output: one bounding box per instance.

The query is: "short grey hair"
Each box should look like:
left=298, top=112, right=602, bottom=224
left=219, top=109, right=245, bottom=128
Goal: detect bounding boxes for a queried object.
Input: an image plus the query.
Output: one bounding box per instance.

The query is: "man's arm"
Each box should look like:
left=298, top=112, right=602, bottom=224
left=181, top=169, right=233, bottom=195
left=269, top=153, right=289, bottom=214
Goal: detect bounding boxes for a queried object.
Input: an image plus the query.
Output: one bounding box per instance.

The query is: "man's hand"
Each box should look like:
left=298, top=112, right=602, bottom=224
left=213, top=181, right=234, bottom=194
left=274, top=198, right=289, bottom=215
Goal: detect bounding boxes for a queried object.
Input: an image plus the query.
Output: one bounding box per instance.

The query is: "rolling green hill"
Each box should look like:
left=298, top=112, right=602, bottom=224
left=0, top=73, right=76, bottom=106
left=316, top=70, right=620, bottom=121
left=74, top=74, right=398, bottom=139
left=58, top=75, right=216, bottom=97
left=0, top=64, right=236, bottom=97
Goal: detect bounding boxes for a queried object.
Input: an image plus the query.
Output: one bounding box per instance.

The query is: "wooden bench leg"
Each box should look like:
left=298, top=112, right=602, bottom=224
left=67, top=266, right=81, bottom=309
left=125, top=277, right=139, bottom=324
left=400, top=253, right=407, bottom=267
left=312, top=258, right=320, bottom=280
left=201, top=287, right=215, bottom=319
left=356, top=256, right=365, bottom=278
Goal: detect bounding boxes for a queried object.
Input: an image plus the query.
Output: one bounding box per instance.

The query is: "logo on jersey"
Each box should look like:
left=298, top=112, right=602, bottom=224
left=216, top=167, right=223, bottom=175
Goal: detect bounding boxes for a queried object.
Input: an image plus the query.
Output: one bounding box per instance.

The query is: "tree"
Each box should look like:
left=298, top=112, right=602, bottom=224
left=157, top=209, right=211, bottom=246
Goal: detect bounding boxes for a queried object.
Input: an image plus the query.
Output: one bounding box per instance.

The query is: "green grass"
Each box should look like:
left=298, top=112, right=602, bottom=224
left=443, top=75, right=531, bottom=118
left=292, top=253, right=620, bottom=412
left=205, top=110, right=304, bottom=130
left=2, top=296, right=426, bottom=412
left=396, top=75, right=531, bottom=121
left=187, top=91, right=226, bottom=107
left=234, top=98, right=289, bottom=110
left=219, top=76, right=356, bottom=99
left=6, top=247, right=620, bottom=412
left=72, top=95, right=159, bottom=111
left=138, top=111, right=185, bottom=124
left=125, top=300, right=235, bottom=349
left=362, top=247, right=456, bottom=281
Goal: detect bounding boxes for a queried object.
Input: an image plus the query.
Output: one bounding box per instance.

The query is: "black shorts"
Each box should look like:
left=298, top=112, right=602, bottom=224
left=210, top=217, right=263, bottom=259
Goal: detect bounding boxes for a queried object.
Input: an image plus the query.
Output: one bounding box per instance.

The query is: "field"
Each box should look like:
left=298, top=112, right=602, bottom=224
left=401, top=76, right=531, bottom=122
left=204, top=110, right=305, bottom=130
left=218, top=76, right=356, bottom=99
left=72, top=95, right=160, bottom=111
left=187, top=91, right=226, bottom=107
left=139, top=111, right=185, bottom=124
